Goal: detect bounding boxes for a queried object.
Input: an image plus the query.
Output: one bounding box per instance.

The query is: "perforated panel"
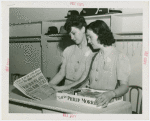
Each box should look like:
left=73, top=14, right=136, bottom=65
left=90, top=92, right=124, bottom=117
left=9, top=42, right=41, bottom=83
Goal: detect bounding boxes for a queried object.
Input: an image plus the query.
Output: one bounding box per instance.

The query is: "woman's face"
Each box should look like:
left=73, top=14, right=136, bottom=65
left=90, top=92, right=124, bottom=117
left=86, top=29, right=101, bottom=49
left=70, top=26, right=85, bottom=45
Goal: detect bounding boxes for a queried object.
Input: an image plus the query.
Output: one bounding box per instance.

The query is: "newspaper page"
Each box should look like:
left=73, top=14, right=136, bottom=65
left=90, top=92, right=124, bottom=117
left=13, top=68, right=55, bottom=100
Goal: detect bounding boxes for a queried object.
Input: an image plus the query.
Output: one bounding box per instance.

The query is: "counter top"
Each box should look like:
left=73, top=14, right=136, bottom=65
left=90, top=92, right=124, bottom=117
left=9, top=85, right=132, bottom=114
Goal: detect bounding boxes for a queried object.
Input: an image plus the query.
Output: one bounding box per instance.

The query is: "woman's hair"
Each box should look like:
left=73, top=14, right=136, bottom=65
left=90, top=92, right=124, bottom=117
left=64, top=15, right=87, bottom=33
left=86, top=20, right=115, bottom=46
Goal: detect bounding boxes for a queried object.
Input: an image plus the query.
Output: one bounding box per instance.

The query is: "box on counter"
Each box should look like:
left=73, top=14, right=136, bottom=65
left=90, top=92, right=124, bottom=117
left=56, top=88, right=123, bottom=108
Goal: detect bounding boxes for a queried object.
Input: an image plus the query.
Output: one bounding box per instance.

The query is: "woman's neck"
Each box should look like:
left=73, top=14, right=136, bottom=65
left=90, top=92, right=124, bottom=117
left=100, top=46, right=114, bottom=58
left=78, top=34, right=87, bottom=49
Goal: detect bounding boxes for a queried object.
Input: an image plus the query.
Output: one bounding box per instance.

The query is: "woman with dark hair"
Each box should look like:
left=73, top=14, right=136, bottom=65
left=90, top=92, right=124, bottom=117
left=86, top=20, right=131, bottom=108
left=49, top=15, right=93, bottom=90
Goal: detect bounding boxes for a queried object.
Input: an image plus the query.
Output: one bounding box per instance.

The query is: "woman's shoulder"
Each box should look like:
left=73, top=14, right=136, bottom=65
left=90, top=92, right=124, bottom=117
left=63, top=45, right=76, bottom=55
left=64, top=45, right=76, bottom=51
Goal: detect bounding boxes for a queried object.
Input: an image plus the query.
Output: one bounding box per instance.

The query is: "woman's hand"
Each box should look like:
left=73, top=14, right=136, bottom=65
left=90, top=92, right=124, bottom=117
left=95, top=91, right=115, bottom=108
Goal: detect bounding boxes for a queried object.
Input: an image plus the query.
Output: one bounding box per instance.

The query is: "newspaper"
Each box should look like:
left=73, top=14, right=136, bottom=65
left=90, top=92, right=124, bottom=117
left=13, top=68, right=55, bottom=100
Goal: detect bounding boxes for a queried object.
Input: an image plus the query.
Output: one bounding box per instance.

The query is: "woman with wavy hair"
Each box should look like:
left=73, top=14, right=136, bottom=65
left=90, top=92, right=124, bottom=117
left=85, top=20, right=131, bottom=108
left=49, top=15, right=93, bottom=90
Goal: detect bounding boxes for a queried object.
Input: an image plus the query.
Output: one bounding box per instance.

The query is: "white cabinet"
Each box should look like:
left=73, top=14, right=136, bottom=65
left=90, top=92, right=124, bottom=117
left=111, top=13, right=142, bottom=34
left=10, top=22, right=42, bottom=37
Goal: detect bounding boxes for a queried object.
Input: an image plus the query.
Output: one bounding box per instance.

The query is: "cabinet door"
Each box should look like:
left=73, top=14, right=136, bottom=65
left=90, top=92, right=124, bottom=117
left=9, top=42, right=41, bottom=84
left=46, top=42, right=62, bottom=80
left=10, top=23, right=41, bottom=37
left=111, top=13, right=142, bottom=33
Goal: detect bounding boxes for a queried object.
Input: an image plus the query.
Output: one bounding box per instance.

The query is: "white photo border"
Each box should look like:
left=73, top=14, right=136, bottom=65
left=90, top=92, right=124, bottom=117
left=1, top=1, right=149, bottom=120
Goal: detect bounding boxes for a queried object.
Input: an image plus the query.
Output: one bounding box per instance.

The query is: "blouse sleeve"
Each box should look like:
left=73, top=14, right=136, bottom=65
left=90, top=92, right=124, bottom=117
left=59, top=47, right=70, bottom=74
left=117, top=53, right=131, bottom=83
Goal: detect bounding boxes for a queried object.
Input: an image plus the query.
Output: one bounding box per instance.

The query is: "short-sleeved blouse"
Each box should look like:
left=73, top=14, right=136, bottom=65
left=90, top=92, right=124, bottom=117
left=89, top=47, right=131, bottom=90
left=61, top=45, right=93, bottom=85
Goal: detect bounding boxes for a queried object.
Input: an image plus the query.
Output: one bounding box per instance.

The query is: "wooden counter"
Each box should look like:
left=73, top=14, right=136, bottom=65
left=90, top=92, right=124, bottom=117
left=9, top=85, right=132, bottom=114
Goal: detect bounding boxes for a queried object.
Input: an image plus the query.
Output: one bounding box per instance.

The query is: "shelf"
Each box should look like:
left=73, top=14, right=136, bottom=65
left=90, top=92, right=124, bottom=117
left=116, top=39, right=142, bottom=41
left=9, top=21, right=42, bottom=26
left=43, top=35, right=70, bottom=42
left=44, top=12, right=143, bottom=22
left=9, top=34, right=143, bottom=42
left=114, top=34, right=143, bottom=40
left=44, top=34, right=69, bottom=37
left=10, top=36, right=41, bottom=39
left=9, top=36, right=41, bottom=43
left=112, top=12, right=142, bottom=17
left=115, top=32, right=142, bottom=35
left=45, top=14, right=111, bottom=22
left=9, top=13, right=143, bottom=27
left=84, top=14, right=111, bottom=20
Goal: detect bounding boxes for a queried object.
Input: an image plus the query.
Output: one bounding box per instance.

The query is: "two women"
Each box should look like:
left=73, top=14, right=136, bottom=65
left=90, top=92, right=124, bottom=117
left=50, top=16, right=131, bottom=108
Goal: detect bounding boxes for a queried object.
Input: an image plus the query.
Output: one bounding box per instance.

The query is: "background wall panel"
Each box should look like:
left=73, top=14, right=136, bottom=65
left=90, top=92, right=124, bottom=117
left=9, top=42, right=41, bottom=83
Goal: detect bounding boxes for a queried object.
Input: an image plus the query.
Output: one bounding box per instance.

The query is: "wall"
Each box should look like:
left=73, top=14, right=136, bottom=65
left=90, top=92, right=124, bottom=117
left=9, top=8, right=142, bottom=24
left=115, top=41, right=142, bottom=113
left=9, top=8, right=82, bottom=24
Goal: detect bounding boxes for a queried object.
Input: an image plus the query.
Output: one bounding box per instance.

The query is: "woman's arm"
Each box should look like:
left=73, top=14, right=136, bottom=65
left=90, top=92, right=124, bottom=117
left=95, top=81, right=129, bottom=108
left=48, top=46, right=73, bottom=86
left=53, top=71, right=88, bottom=91
left=49, top=69, right=65, bottom=85
left=114, top=53, right=131, bottom=97
left=95, top=53, right=131, bottom=108
left=112, top=81, right=129, bottom=97
left=49, top=48, right=69, bottom=86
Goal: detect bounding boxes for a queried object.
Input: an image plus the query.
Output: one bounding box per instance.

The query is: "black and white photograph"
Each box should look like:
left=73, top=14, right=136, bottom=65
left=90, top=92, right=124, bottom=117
left=1, top=1, right=149, bottom=120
